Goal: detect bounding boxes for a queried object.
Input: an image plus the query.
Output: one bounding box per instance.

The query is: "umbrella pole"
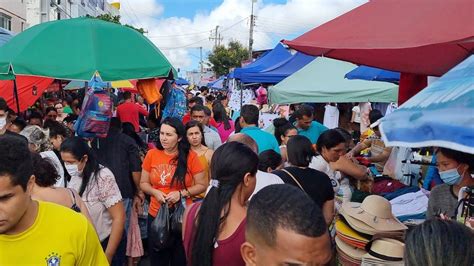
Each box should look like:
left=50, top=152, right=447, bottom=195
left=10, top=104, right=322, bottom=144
left=13, top=78, right=20, bottom=114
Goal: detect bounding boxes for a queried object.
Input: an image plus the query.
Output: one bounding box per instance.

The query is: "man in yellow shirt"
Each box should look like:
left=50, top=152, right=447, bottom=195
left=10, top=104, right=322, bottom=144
left=0, top=134, right=108, bottom=265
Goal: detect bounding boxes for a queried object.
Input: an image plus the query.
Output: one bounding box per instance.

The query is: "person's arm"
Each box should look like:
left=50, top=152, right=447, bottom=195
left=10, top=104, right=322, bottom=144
left=166, top=172, right=207, bottom=203
left=350, top=110, right=356, bottom=123
left=331, top=155, right=368, bottom=180
left=368, top=147, right=393, bottom=163
left=350, top=139, right=371, bottom=156
left=138, top=105, right=149, bottom=116
left=127, top=139, right=145, bottom=212
left=322, top=199, right=335, bottom=225
left=140, top=170, right=166, bottom=203
left=105, top=202, right=125, bottom=263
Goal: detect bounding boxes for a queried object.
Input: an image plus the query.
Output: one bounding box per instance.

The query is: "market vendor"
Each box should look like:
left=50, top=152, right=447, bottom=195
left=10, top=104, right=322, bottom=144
left=427, top=148, right=474, bottom=220
left=349, top=113, right=392, bottom=173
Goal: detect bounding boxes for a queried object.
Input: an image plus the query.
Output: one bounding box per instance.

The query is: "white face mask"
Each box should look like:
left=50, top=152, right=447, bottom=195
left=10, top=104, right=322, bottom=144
left=0, top=117, right=6, bottom=129
left=65, top=163, right=80, bottom=178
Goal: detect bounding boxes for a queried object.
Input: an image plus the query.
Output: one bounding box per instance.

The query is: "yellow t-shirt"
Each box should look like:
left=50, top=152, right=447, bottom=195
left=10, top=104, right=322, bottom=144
left=0, top=201, right=108, bottom=266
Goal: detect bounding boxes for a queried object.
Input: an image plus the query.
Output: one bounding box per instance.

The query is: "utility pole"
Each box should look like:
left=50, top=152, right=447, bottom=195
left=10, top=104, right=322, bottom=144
left=209, top=25, right=223, bottom=49
left=199, top=46, right=203, bottom=80
left=248, top=0, right=257, bottom=59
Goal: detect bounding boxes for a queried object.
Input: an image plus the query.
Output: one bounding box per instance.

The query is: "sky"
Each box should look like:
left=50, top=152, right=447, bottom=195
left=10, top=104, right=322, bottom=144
left=114, top=0, right=367, bottom=75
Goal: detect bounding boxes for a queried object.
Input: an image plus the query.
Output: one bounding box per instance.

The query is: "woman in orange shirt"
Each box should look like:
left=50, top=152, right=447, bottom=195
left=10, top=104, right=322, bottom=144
left=140, top=117, right=206, bottom=265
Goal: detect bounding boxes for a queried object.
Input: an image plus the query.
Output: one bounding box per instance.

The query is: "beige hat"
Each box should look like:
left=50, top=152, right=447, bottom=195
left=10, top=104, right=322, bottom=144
left=362, top=238, right=405, bottom=263
left=341, top=195, right=407, bottom=233
left=335, top=236, right=367, bottom=260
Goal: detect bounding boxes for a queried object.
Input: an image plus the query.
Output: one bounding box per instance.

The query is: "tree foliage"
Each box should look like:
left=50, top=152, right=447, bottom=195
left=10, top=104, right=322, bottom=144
left=208, top=40, right=249, bottom=76
left=88, top=14, right=145, bottom=34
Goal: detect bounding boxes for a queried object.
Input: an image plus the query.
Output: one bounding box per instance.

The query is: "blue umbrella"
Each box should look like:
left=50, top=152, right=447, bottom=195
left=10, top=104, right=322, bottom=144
left=0, top=28, right=14, bottom=47
left=345, top=65, right=400, bottom=83
left=175, top=77, right=189, bottom=86
left=380, top=55, right=474, bottom=154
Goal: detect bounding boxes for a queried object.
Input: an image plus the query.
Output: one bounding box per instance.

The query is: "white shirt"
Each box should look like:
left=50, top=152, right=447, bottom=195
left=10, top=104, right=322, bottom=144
left=250, top=170, right=284, bottom=199
left=323, top=104, right=339, bottom=129
left=390, top=190, right=429, bottom=217
left=309, top=156, right=341, bottom=193
left=352, top=105, right=361, bottom=123
left=40, top=150, right=65, bottom=188
left=203, top=126, right=222, bottom=150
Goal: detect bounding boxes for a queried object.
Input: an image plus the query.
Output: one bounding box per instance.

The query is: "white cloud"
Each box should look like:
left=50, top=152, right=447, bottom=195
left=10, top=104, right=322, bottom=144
left=115, top=0, right=366, bottom=70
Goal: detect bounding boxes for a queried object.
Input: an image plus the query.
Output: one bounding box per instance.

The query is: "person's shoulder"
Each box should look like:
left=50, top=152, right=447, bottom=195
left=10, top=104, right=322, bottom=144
left=40, top=201, right=88, bottom=228
left=257, top=170, right=284, bottom=184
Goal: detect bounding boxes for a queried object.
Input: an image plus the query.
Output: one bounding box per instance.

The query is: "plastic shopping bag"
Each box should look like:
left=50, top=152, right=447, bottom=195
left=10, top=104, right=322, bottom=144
left=148, top=203, right=174, bottom=252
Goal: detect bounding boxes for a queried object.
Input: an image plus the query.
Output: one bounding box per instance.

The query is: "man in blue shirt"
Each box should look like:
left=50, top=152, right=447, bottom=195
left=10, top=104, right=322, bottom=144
left=240, top=104, right=280, bottom=154
left=294, top=104, right=328, bottom=145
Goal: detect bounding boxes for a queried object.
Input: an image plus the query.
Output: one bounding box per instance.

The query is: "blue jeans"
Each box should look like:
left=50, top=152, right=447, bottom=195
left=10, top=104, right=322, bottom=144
left=123, top=198, right=133, bottom=235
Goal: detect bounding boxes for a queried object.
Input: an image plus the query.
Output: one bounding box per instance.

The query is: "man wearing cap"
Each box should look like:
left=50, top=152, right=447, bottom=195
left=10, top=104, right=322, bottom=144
left=349, top=111, right=392, bottom=173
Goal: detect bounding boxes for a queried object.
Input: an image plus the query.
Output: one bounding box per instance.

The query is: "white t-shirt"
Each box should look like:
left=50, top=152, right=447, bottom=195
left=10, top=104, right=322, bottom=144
left=309, top=156, right=341, bottom=193
left=250, top=170, right=284, bottom=199
left=323, top=104, right=339, bottom=129
left=352, top=105, right=361, bottom=123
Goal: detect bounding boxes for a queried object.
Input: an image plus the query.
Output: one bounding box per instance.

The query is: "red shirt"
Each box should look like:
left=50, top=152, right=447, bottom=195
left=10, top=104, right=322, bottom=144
left=116, top=101, right=148, bottom=132
left=182, top=112, right=219, bottom=128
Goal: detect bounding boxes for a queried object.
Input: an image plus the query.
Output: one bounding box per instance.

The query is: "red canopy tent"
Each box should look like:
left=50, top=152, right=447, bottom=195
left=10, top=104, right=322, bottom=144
left=284, top=0, right=474, bottom=77
left=0, top=76, right=54, bottom=112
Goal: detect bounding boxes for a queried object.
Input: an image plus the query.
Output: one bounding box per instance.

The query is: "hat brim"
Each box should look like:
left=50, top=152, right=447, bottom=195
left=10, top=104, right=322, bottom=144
left=341, top=202, right=407, bottom=232
left=335, top=236, right=367, bottom=260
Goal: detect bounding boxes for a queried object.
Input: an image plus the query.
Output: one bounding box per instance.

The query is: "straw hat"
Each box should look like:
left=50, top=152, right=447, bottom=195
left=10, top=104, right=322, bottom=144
left=362, top=238, right=405, bottom=263
left=335, top=236, right=367, bottom=260
left=341, top=195, right=407, bottom=233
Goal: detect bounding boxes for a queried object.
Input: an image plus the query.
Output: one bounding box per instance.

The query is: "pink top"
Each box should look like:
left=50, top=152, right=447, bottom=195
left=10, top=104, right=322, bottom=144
left=183, top=202, right=246, bottom=266
left=116, top=102, right=149, bottom=132
left=256, top=86, right=268, bottom=105
left=216, top=120, right=235, bottom=143
left=68, top=167, right=122, bottom=241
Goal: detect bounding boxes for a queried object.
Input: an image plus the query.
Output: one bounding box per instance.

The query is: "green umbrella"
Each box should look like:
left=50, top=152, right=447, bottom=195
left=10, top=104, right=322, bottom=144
left=0, top=17, right=175, bottom=81
left=269, top=57, right=399, bottom=104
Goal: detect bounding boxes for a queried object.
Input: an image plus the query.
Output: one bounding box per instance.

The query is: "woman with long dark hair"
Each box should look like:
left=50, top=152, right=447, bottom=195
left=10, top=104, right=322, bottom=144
left=212, top=102, right=235, bottom=142
left=183, top=142, right=258, bottom=266
left=140, top=117, right=206, bottom=265
left=273, top=135, right=335, bottom=225
left=186, top=121, right=213, bottom=200
left=60, top=137, right=125, bottom=265
left=273, top=118, right=297, bottom=164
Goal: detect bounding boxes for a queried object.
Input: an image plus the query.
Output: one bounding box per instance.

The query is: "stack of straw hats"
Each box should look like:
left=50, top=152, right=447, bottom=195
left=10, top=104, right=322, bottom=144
left=335, top=195, right=407, bottom=265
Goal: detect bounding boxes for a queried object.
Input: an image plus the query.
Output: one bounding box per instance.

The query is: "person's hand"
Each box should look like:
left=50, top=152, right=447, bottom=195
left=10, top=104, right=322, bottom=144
left=133, top=194, right=144, bottom=214
left=153, top=190, right=166, bottom=204
left=105, top=251, right=113, bottom=265
left=165, top=191, right=181, bottom=204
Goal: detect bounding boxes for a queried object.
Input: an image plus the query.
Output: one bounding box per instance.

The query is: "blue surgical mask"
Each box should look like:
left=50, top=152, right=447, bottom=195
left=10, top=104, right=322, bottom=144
left=439, top=167, right=462, bottom=185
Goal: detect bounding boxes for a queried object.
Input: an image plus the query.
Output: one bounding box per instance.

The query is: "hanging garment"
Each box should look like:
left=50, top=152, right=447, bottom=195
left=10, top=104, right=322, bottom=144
left=323, top=104, right=339, bottom=129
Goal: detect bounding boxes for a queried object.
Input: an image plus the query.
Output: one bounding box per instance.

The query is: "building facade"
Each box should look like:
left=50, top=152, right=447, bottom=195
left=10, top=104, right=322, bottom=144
left=26, top=0, right=119, bottom=27
left=0, top=0, right=28, bottom=33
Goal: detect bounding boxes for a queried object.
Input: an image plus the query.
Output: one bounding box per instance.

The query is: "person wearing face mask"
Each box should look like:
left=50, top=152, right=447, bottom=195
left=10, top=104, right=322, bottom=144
left=427, top=148, right=474, bottom=219
left=60, top=137, right=126, bottom=265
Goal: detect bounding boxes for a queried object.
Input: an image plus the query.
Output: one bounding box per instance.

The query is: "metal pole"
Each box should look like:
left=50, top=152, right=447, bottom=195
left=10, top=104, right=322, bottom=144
left=199, top=46, right=203, bottom=80
left=248, top=0, right=256, bottom=59
left=12, top=78, right=20, bottom=114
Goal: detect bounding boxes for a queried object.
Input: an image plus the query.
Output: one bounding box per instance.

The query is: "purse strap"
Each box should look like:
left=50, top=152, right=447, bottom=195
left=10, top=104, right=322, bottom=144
left=281, top=169, right=306, bottom=193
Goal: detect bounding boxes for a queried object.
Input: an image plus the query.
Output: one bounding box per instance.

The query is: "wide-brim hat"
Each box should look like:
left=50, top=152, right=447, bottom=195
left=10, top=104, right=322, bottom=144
left=362, top=238, right=405, bottom=263
left=335, top=219, right=370, bottom=243
left=341, top=195, right=407, bottom=233
left=335, top=236, right=367, bottom=260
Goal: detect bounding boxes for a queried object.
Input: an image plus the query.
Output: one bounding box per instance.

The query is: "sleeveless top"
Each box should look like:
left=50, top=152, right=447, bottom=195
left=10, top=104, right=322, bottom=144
left=183, top=202, right=246, bottom=266
left=67, top=188, right=81, bottom=213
